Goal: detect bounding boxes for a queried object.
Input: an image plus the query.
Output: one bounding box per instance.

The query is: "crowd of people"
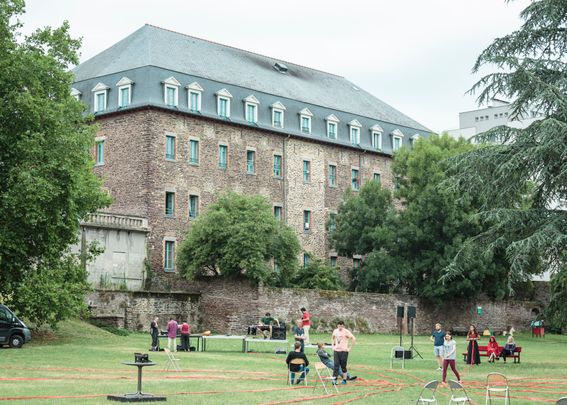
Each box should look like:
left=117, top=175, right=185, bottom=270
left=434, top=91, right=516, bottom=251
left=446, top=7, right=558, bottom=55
left=149, top=316, right=192, bottom=352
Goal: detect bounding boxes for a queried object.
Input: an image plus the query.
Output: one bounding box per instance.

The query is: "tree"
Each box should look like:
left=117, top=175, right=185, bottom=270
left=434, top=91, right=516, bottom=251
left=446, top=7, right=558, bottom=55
left=177, top=193, right=301, bottom=286
left=292, top=256, right=343, bottom=291
left=0, top=1, right=111, bottom=326
left=445, top=0, right=566, bottom=321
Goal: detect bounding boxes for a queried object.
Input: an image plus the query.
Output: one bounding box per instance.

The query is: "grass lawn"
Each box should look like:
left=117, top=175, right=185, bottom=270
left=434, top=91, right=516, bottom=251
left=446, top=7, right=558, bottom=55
left=1, top=320, right=566, bottom=404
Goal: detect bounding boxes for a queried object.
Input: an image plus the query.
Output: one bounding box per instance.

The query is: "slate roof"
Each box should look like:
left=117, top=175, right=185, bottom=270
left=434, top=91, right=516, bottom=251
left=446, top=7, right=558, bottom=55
left=72, top=25, right=429, bottom=132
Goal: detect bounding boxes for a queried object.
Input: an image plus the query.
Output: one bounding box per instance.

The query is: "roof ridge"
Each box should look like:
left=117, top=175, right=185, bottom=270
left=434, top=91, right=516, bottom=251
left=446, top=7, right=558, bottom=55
left=143, top=24, right=344, bottom=79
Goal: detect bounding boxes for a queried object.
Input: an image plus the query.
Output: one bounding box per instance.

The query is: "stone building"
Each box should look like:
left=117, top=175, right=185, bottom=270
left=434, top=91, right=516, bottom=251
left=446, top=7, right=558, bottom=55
left=71, top=25, right=430, bottom=288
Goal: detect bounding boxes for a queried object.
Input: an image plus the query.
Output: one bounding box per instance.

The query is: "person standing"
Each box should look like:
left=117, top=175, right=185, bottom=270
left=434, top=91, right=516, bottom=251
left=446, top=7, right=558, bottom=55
left=430, top=323, right=445, bottom=370
left=442, top=332, right=461, bottom=384
left=150, top=317, right=159, bottom=351
left=331, top=321, right=356, bottom=385
left=292, top=319, right=306, bottom=352
left=167, top=317, right=178, bottom=352
left=300, top=307, right=311, bottom=345
left=466, top=324, right=481, bottom=365
left=316, top=342, right=357, bottom=381
left=180, top=320, right=190, bottom=351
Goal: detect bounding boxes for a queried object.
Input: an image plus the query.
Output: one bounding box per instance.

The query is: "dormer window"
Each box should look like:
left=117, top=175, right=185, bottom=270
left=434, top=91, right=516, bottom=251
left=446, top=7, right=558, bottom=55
left=116, top=77, right=133, bottom=108
left=370, top=124, right=383, bottom=151
left=299, top=108, right=313, bottom=134
left=271, top=102, right=286, bottom=128
left=244, top=95, right=260, bottom=124
left=410, top=134, right=421, bottom=148
left=349, top=119, right=362, bottom=145
left=391, top=128, right=404, bottom=151
left=186, top=82, right=203, bottom=113
left=216, top=88, right=232, bottom=118
left=91, top=82, right=109, bottom=113
left=326, top=114, right=340, bottom=139
left=70, top=88, right=81, bottom=101
left=163, top=77, right=180, bottom=107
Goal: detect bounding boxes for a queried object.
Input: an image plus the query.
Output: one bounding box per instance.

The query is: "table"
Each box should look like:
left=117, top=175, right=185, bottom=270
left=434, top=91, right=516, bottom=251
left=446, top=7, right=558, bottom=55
left=201, top=335, right=246, bottom=352
left=107, top=362, right=166, bottom=402
left=158, top=334, right=203, bottom=351
left=244, top=337, right=288, bottom=353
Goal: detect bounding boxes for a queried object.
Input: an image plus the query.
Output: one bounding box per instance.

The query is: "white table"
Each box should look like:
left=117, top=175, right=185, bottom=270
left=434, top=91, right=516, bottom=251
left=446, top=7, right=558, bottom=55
left=201, top=335, right=247, bottom=352
left=245, top=338, right=289, bottom=353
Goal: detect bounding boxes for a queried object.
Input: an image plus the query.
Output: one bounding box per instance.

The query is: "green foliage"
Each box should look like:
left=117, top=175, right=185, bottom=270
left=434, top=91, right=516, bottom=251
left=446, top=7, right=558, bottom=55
left=546, top=263, right=567, bottom=332
left=444, top=0, right=566, bottom=311
left=89, top=320, right=130, bottom=336
left=178, top=193, right=300, bottom=286
left=0, top=2, right=111, bottom=324
left=292, top=256, right=343, bottom=290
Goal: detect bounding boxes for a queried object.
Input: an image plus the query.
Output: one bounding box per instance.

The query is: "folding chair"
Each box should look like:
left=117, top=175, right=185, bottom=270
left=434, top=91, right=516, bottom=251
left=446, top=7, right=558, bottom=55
left=485, top=372, right=510, bottom=405
left=163, top=348, right=181, bottom=371
left=415, top=380, right=439, bottom=404
left=449, top=380, right=472, bottom=405
left=312, top=362, right=338, bottom=394
left=556, top=397, right=567, bottom=405
left=287, top=358, right=307, bottom=385
left=390, top=346, right=405, bottom=369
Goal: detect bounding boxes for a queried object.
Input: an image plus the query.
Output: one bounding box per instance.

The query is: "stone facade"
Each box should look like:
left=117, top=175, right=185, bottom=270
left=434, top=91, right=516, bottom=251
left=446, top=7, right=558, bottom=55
left=93, top=108, right=394, bottom=282
left=88, top=279, right=547, bottom=335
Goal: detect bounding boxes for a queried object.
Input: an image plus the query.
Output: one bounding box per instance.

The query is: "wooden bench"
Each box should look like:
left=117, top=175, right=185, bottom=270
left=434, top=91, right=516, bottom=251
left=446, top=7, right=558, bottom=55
left=462, top=345, right=522, bottom=363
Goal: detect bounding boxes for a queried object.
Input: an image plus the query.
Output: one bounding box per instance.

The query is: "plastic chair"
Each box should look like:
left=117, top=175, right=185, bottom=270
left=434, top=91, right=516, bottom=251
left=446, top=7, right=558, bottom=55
left=163, top=348, right=181, bottom=371
left=312, top=362, right=338, bottom=394
left=415, top=380, right=439, bottom=404
left=390, top=346, right=405, bottom=369
left=556, top=397, right=567, bottom=405
left=485, top=372, right=510, bottom=405
left=287, top=358, right=308, bottom=385
left=449, top=380, right=472, bottom=405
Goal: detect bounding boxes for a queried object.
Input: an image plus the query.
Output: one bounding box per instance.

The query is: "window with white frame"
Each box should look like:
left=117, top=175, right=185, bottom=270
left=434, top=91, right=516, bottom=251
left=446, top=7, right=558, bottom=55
left=189, top=194, right=199, bottom=219
left=165, top=134, right=176, bottom=160
left=326, top=114, right=340, bottom=139
left=299, top=108, right=313, bottom=134
left=218, top=144, right=228, bottom=169
left=95, top=139, right=104, bottom=165
left=163, top=77, right=180, bottom=107
left=189, top=139, right=199, bottom=164
left=244, top=95, right=259, bottom=124
left=246, top=150, right=255, bottom=174
left=216, top=88, right=232, bottom=118
left=116, top=77, right=133, bottom=108
left=303, top=160, right=310, bottom=183
left=370, top=124, right=383, bottom=150
left=91, top=82, right=109, bottom=113
left=328, top=164, right=337, bottom=187
left=271, top=102, right=286, bottom=128
left=351, top=168, right=359, bottom=191
left=165, top=191, right=175, bottom=217
left=273, top=154, right=282, bottom=177
left=71, top=88, right=81, bottom=101
left=391, top=129, right=404, bottom=151
left=303, top=210, right=311, bottom=231
left=349, top=119, right=362, bottom=145
left=186, top=82, right=203, bottom=112
left=164, top=239, right=175, bottom=272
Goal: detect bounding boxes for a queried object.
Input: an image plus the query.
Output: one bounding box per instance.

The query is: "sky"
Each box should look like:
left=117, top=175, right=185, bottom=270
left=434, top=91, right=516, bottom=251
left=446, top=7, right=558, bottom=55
left=19, top=0, right=531, bottom=133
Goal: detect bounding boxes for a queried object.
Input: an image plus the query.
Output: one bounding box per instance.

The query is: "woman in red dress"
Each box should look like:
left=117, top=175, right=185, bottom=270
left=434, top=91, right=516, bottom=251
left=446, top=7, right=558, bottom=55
left=486, top=335, right=500, bottom=363
left=466, top=325, right=481, bottom=365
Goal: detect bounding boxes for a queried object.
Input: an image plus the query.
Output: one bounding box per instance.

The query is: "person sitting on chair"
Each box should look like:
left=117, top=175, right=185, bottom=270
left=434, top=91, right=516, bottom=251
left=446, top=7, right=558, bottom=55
left=316, top=342, right=357, bottom=381
left=486, top=335, right=500, bottom=363
left=286, top=342, right=309, bottom=384
left=258, top=312, right=278, bottom=339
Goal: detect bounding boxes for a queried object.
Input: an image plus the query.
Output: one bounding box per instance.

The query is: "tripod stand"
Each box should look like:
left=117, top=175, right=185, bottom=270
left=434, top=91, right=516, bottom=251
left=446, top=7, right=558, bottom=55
left=407, top=318, right=423, bottom=359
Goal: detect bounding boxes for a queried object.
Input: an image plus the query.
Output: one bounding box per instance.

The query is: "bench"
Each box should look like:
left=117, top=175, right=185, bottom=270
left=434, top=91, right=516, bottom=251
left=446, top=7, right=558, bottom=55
left=462, top=345, right=522, bottom=363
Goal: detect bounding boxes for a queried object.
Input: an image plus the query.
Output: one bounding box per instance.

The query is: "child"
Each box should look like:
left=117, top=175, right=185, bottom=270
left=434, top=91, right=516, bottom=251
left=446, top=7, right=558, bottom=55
left=486, top=336, right=499, bottom=363
left=442, top=332, right=461, bottom=384
left=316, top=342, right=357, bottom=381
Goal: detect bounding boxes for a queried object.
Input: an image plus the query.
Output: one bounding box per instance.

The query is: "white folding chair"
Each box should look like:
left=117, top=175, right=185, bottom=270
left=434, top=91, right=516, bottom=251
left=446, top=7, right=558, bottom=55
left=287, top=358, right=307, bottom=385
left=390, top=346, right=405, bottom=369
left=312, top=362, right=338, bottom=394
left=449, top=380, right=472, bottom=405
left=163, top=348, right=181, bottom=371
left=557, top=397, right=567, bottom=404
left=415, top=380, right=439, bottom=404
left=485, top=372, right=510, bottom=405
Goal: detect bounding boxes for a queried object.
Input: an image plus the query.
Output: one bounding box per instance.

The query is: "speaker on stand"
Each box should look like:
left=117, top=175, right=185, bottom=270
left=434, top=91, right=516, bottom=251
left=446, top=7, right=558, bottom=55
left=396, top=306, right=404, bottom=347
left=407, top=306, right=423, bottom=359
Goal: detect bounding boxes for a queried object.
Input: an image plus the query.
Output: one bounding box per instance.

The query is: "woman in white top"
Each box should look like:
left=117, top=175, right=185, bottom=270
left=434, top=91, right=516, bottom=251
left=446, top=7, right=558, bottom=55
left=442, top=332, right=461, bottom=384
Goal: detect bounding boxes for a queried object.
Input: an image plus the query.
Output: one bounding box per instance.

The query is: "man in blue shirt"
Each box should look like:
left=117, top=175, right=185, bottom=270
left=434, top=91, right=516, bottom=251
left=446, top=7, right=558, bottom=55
left=430, top=323, right=445, bottom=370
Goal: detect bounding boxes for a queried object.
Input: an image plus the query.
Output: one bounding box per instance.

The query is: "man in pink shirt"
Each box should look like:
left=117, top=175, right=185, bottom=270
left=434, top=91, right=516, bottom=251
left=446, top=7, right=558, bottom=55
left=332, top=321, right=356, bottom=384
left=300, top=307, right=311, bottom=345
left=167, top=318, right=178, bottom=352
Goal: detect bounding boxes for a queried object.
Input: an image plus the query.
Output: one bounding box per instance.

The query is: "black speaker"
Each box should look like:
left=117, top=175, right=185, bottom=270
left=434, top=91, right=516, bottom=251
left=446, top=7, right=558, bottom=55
left=408, top=306, right=416, bottom=319
left=396, top=306, right=405, bottom=318
left=394, top=349, right=412, bottom=359
left=272, top=326, right=286, bottom=340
